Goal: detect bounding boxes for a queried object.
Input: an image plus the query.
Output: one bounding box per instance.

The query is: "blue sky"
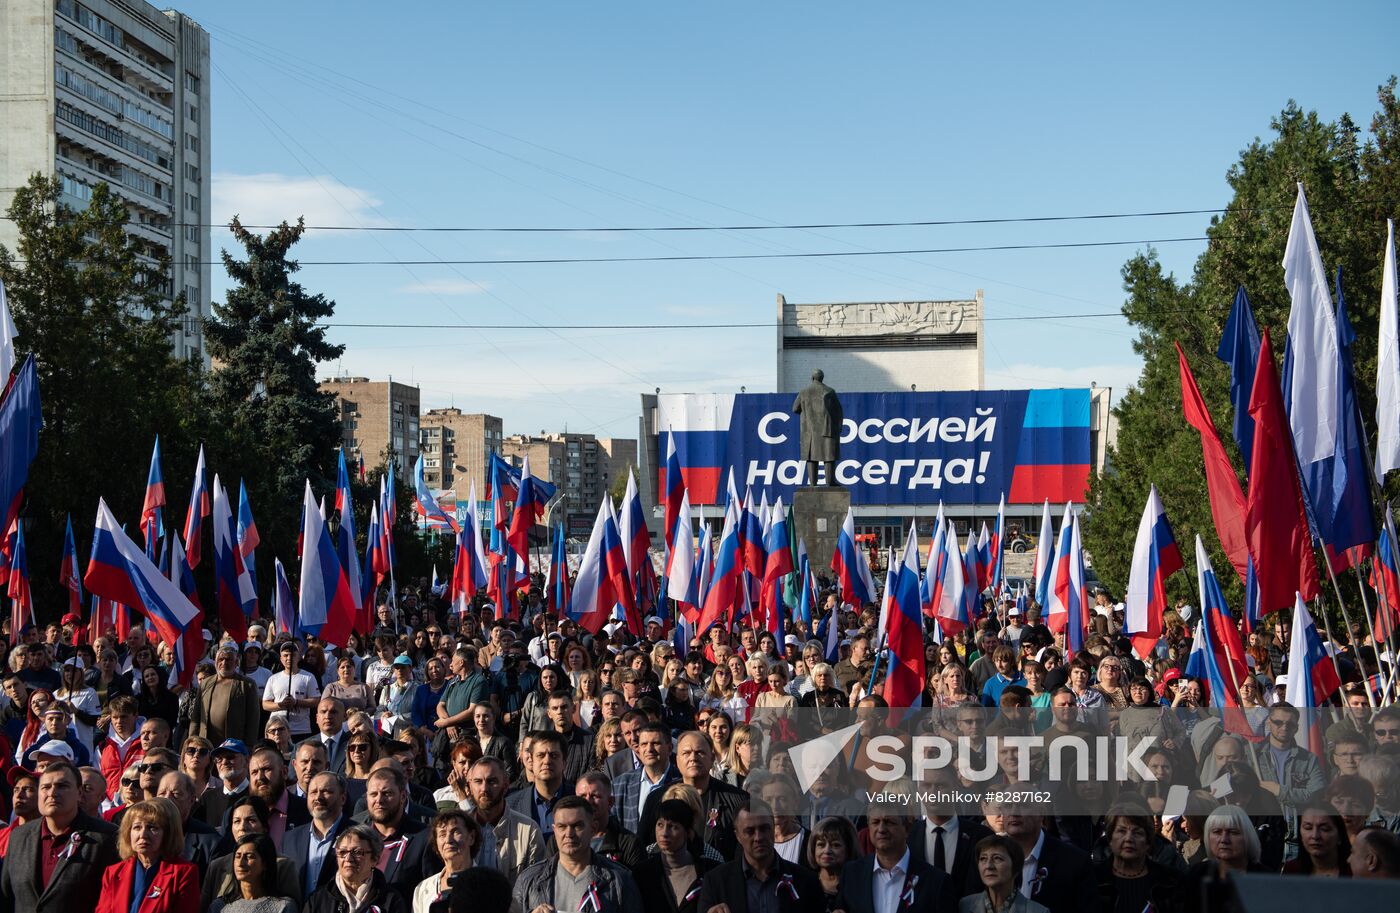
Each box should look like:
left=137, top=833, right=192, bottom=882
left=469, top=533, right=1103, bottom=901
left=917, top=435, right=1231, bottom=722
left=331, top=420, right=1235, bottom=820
left=183, top=1, right=1399, bottom=439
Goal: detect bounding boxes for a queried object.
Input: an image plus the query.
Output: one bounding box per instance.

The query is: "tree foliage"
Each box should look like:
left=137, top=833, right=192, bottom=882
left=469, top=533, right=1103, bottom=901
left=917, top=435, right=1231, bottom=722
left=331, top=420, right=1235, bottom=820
left=0, top=175, right=208, bottom=609
left=1084, top=80, right=1400, bottom=614
left=203, top=217, right=345, bottom=571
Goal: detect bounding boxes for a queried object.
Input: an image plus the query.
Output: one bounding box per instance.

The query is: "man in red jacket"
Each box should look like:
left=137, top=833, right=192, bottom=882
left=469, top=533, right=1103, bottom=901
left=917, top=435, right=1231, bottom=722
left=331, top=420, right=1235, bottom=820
left=97, top=695, right=143, bottom=798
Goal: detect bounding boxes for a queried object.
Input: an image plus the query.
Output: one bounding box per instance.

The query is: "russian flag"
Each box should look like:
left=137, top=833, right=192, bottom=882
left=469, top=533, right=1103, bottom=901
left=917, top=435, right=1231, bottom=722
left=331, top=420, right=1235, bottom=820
left=212, top=476, right=255, bottom=643
left=816, top=599, right=840, bottom=663
left=759, top=496, right=793, bottom=635
left=1124, top=485, right=1184, bottom=659
left=1285, top=592, right=1343, bottom=760
left=693, top=521, right=714, bottom=614
left=7, top=518, right=32, bottom=642
left=414, top=454, right=461, bottom=534
left=1184, top=535, right=1248, bottom=708
left=236, top=480, right=259, bottom=609
left=273, top=557, right=295, bottom=636
left=662, top=431, right=685, bottom=552
left=297, top=481, right=357, bottom=647
left=60, top=514, right=83, bottom=618
left=920, top=505, right=947, bottom=617
left=0, top=356, right=41, bottom=556
left=570, top=499, right=617, bottom=634
left=666, top=490, right=697, bottom=613
left=740, top=486, right=767, bottom=580
left=451, top=481, right=489, bottom=617
left=181, top=445, right=210, bottom=570
left=1045, top=503, right=1086, bottom=656
left=832, top=507, right=876, bottom=608
left=1033, top=499, right=1053, bottom=610
left=547, top=521, right=571, bottom=615
left=696, top=498, right=742, bottom=635
left=85, top=498, right=200, bottom=649
left=361, top=501, right=384, bottom=625
left=989, top=495, right=1005, bottom=593
left=1370, top=506, right=1400, bottom=644
left=334, top=452, right=363, bottom=623
left=934, top=522, right=969, bottom=636
left=602, top=497, right=640, bottom=635
left=883, top=524, right=925, bottom=708
left=141, top=435, right=165, bottom=553
left=796, top=548, right=816, bottom=631
left=163, top=532, right=205, bottom=689
left=618, top=467, right=651, bottom=579
left=972, top=523, right=992, bottom=593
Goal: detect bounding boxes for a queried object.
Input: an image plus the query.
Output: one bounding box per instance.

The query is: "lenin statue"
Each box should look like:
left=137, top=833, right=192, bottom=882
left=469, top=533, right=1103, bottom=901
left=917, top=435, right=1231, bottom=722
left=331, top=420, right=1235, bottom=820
left=792, top=369, right=843, bottom=486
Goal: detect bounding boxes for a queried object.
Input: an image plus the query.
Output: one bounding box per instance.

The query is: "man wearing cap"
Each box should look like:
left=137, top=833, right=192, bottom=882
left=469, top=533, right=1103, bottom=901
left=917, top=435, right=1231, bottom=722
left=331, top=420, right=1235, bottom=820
left=241, top=641, right=272, bottom=689
left=0, top=762, right=119, bottom=913
left=263, top=640, right=322, bottom=739
left=23, top=704, right=91, bottom=767
left=196, top=738, right=251, bottom=826
left=190, top=643, right=262, bottom=747
left=0, top=767, right=39, bottom=855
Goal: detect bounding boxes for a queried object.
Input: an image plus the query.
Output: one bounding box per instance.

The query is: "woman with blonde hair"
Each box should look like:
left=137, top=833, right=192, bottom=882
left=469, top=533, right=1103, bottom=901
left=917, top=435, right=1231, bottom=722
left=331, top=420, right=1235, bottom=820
left=702, top=663, right=747, bottom=720
left=95, top=797, right=200, bottom=913
left=716, top=723, right=754, bottom=789
left=591, top=717, right=626, bottom=770
left=179, top=735, right=218, bottom=793
left=574, top=668, right=601, bottom=729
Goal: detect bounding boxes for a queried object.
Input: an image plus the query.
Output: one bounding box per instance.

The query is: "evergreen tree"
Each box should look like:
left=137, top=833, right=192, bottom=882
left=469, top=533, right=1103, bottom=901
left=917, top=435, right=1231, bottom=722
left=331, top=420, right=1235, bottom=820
left=0, top=175, right=207, bottom=611
left=1085, top=81, right=1400, bottom=610
left=204, top=217, right=345, bottom=570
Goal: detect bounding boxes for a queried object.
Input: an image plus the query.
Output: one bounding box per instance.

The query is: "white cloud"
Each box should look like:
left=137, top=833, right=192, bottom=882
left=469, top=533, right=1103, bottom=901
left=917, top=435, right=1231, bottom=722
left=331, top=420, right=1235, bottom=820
left=985, top=362, right=1142, bottom=394
left=211, top=172, right=392, bottom=232
left=396, top=279, right=492, bottom=296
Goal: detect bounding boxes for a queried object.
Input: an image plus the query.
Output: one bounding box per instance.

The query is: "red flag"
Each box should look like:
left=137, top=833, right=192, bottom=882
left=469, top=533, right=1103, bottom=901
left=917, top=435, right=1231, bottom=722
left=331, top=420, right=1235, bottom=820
left=1177, top=342, right=1251, bottom=584
left=1246, top=330, right=1320, bottom=610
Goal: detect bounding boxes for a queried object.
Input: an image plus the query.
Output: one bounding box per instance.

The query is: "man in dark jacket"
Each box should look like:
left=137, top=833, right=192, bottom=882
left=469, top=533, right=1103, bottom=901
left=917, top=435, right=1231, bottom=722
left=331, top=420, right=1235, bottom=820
left=513, top=796, right=642, bottom=913
left=0, top=762, right=119, bottom=913
left=839, top=808, right=949, bottom=913
left=696, top=801, right=824, bottom=913
left=639, top=731, right=746, bottom=860
left=354, top=766, right=439, bottom=904
left=546, top=773, right=643, bottom=868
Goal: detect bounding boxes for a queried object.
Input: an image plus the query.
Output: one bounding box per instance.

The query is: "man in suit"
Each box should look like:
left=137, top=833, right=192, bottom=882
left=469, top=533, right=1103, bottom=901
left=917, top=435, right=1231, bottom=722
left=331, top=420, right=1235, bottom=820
left=248, top=746, right=311, bottom=850
left=697, top=800, right=824, bottom=913
left=613, top=721, right=679, bottom=834
left=284, top=770, right=353, bottom=899
left=641, top=731, right=746, bottom=861
left=155, top=770, right=222, bottom=868
left=0, top=762, right=119, bottom=913
left=840, top=807, right=949, bottom=913
left=506, top=729, right=574, bottom=839
left=604, top=710, right=648, bottom=779
left=310, top=698, right=349, bottom=774
left=356, top=765, right=440, bottom=904
left=984, top=810, right=1097, bottom=913
left=290, top=740, right=328, bottom=799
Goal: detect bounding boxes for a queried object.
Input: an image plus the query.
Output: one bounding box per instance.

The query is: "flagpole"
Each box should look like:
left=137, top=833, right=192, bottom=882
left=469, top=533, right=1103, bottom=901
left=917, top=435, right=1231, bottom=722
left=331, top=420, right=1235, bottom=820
left=1318, top=553, right=1376, bottom=709
left=1308, top=585, right=1352, bottom=707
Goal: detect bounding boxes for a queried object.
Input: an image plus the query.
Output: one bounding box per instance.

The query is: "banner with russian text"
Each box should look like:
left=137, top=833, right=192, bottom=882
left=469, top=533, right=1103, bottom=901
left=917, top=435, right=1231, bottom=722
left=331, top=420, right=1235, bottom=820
left=657, top=390, right=1090, bottom=506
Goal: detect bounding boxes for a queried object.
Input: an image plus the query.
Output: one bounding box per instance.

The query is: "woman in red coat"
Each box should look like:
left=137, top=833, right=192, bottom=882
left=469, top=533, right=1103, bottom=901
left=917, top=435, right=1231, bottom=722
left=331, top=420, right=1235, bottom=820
left=96, top=797, right=201, bottom=913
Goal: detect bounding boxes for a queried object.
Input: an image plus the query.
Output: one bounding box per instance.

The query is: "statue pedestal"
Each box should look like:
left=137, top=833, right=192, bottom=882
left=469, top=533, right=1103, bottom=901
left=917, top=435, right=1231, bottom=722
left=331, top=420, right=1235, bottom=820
left=792, top=486, right=852, bottom=579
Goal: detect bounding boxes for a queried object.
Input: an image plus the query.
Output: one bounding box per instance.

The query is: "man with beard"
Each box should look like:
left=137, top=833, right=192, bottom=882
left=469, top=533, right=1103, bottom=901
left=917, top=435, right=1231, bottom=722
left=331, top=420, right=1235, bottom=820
left=355, top=766, right=440, bottom=903
left=189, top=644, right=262, bottom=747
left=156, top=769, right=222, bottom=866
left=284, top=770, right=352, bottom=898
left=469, top=756, right=546, bottom=883
left=247, top=746, right=311, bottom=850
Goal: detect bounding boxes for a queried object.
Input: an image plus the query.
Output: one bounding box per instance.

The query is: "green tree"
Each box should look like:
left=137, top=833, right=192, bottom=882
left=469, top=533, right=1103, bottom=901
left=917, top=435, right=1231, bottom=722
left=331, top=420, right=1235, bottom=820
left=1085, top=81, right=1400, bottom=616
left=204, top=217, right=345, bottom=571
left=0, top=175, right=208, bottom=612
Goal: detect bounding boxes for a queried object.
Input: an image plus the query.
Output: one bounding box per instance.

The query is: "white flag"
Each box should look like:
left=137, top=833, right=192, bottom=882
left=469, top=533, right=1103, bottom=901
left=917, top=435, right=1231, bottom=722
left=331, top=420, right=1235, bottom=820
left=1377, top=219, right=1400, bottom=477
left=0, top=278, right=15, bottom=382
left=1283, top=183, right=1342, bottom=465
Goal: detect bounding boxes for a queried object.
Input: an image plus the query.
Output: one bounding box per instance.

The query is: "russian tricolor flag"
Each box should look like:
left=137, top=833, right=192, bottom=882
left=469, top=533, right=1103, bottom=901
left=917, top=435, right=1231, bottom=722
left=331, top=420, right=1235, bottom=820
left=414, top=454, right=461, bottom=534
left=759, top=496, right=793, bottom=635
left=696, top=497, right=742, bottom=634
left=1033, top=499, right=1053, bottom=610
left=1285, top=591, right=1343, bottom=760
left=1045, top=503, right=1086, bottom=656
left=1124, top=485, right=1183, bottom=659
left=1369, top=506, right=1400, bottom=645
left=7, top=518, right=33, bottom=642
left=85, top=498, right=200, bottom=649
left=141, top=435, right=165, bottom=554
left=212, top=476, right=255, bottom=643
left=181, top=445, right=210, bottom=570
left=662, top=431, right=685, bottom=552
left=933, top=522, right=970, bottom=636
left=273, top=557, right=295, bottom=636
left=0, top=356, right=41, bottom=558
left=297, top=481, right=357, bottom=647
left=989, top=495, right=1005, bottom=593
left=450, top=481, right=489, bottom=617
left=60, top=514, right=83, bottom=619
left=832, top=506, right=876, bottom=608
left=1184, top=535, right=1247, bottom=708
left=666, top=490, right=697, bottom=613
left=570, top=499, right=617, bottom=634
left=602, top=496, right=640, bottom=635
left=547, top=521, right=571, bottom=615
left=883, top=524, right=925, bottom=708
left=618, top=467, right=651, bottom=579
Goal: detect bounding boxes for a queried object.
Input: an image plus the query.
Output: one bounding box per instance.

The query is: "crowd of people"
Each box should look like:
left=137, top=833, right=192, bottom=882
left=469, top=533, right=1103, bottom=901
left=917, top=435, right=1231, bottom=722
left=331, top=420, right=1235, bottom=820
left=0, top=579, right=1398, bottom=913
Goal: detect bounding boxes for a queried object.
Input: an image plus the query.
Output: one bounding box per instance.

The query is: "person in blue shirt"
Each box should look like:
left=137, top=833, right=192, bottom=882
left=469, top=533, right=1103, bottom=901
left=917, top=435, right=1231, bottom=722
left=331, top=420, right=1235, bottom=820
left=21, top=704, right=92, bottom=767
left=980, top=646, right=1026, bottom=707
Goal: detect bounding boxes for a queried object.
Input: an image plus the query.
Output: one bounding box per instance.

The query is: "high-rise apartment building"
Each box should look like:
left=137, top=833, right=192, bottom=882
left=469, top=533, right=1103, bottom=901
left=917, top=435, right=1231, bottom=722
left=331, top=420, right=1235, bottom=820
left=319, top=376, right=420, bottom=474
left=1, top=0, right=212, bottom=363
left=503, top=431, right=637, bottom=536
left=419, top=408, right=503, bottom=495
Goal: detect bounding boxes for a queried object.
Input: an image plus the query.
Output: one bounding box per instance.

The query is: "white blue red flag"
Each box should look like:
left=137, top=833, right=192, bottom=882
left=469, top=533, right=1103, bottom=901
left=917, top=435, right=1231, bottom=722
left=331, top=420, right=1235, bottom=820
left=547, top=521, right=571, bottom=615
left=162, top=532, right=205, bottom=689
left=181, top=445, right=210, bottom=570
left=1045, top=503, right=1086, bottom=656
left=989, top=494, right=1005, bottom=593
left=570, top=499, right=617, bottom=634
left=1285, top=591, right=1343, bottom=759
left=758, top=497, right=793, bottom=635
left=413, top=454, right=460, bottom=533
left=882, top=523, right=925, bottom=708
left=450, top=482, right=489, bottom=617
left=297, top=481, right=357, bottom=647
left=334, top=451, right=363, bottom=628
left=662, top=430, right=685, bottom=552
left=832, top=506, right=876, bottom=609
left=236, top=480, right=259, bottom=609
left=933, top=522, right=970, bottom=636
left=665, top=489, right=697, bottom=615
left=696, top=497, right=742, bottom=635
left=1184, top=535, right=1248, bottom=708
left=212, top=476, right=255, bottom=642
left=60, top=514, right=83, bottom=619
left=506, top=454, right=549, bottom=561
left=1124, top=485, right=1183, bottom=659
left=141, top=435, right=165, bottom=555
left=919, top=504, right=947, bottom=617
left=1033, top=499, right=1053, bottom=610
left=273, top=557, right=295, bottom=636
left=7, top=518, right=32, bottom=643
left=693, top=522, right=714, bottom=612
left=1370, top=506, right=1400, bottom=644
left=0, top=356, right=41, bottom=560
left=85, top=498, right=199, bottom=649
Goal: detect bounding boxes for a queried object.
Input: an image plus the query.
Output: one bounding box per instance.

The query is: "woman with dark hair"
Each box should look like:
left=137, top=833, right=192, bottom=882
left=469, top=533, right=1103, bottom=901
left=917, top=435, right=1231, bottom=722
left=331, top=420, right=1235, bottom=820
left=1093, top=809, right=1183, bottom=913
left=663, top=678, right=698, bottom=734
left=633, top=798, right=721, bottom=913
left=518, top=663, right=566, bottom=733
left=412, top=810, right=481, bottom=913
left=201, top=796, right=302, bottom=909
left=959, top=833, right=1049, bottom=913
left=808, top=816, right=859, bottom=911
left=1282, top=800, right=1352, bottom=877
left=212, top=833, right=298, bottom=913
left=135, top=664, right=179, bottom=724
